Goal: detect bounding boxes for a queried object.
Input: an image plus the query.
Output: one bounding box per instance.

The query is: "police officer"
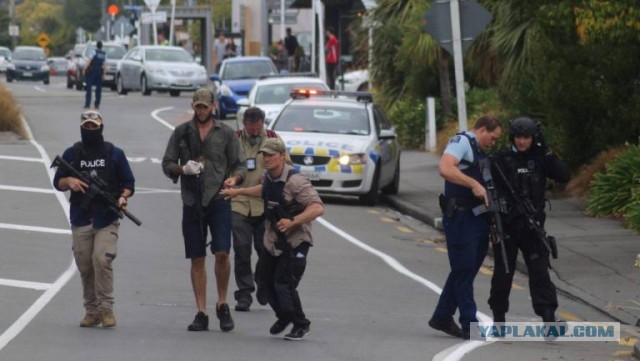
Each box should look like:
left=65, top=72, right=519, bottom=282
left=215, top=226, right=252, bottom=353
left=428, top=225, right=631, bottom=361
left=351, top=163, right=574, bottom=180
left=429, top=115, right=503, bottom=340
left=221, top=138, right=324, bottom=341
left=83, top=41, right=106, bottom=110
left=488, top=117, right=571, bottom=323
left=53, top=110, right=135, bottom=328
left=230, top=107, right=288, bottom=312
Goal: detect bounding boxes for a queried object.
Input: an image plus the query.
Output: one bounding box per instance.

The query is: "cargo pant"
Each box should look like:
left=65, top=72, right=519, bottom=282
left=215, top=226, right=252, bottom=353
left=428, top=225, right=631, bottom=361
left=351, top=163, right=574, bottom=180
left=72, top=221, right=119, bottom=315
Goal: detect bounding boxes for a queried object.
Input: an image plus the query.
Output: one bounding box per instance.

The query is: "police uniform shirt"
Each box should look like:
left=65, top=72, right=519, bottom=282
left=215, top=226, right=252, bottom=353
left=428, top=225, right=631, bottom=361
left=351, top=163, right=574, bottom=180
left=444, top=131, right=476, bottom=169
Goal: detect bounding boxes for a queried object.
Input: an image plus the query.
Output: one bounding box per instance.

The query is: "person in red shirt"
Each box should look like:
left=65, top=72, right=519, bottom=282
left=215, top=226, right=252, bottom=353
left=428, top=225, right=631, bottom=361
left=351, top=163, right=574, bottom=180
left=325, top=28, right=339, bottom=90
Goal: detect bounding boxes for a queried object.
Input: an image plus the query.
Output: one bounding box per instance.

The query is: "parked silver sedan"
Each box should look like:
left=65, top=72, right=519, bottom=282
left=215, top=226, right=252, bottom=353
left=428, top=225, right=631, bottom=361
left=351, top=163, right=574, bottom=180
left=116, top=45, right=208, bottom=97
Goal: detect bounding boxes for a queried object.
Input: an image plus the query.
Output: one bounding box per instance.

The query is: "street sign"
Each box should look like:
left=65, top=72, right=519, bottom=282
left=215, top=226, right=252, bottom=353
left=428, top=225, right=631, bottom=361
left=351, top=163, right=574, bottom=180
left=266, top=0, right=295, bottom=10
left=143, top=0, right=161, bottom=12
left=113, top=16, right=134, bottom=37
left=8, top=25, right=19, bottom=37
left=269, top=12, right=298, bottom=25
left=36, top=32, right=50, bottom=48
left=141, top=11, right=167, bottom=24
left=421, top=0, right=492, bottom=55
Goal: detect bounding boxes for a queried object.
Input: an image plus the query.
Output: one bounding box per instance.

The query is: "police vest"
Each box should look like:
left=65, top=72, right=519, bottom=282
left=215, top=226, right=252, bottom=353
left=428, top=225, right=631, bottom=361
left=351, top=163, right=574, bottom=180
left=499, top=151, right=547, bottom=212
left=69, top=142, right=118, bottom=206
left=444, top=132, right=486, bottom=198
left=262, top=168, right=305, bottom=222
left=88, top=49, right=106, bottom=75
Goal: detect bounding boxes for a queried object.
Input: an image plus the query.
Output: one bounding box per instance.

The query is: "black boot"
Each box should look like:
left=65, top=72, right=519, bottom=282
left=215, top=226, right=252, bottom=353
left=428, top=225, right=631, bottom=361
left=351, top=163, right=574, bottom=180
left=492, top=311, right=506, bottom=323
left=542, top=309, right=556, bottom=323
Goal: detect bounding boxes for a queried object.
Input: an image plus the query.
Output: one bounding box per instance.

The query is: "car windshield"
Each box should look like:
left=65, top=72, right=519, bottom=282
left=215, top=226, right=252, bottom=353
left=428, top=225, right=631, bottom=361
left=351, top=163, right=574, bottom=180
left=145, top=49, right=194, bottom=62
left=222, top=61, right=277, bottom=80
left=255, top=83, right=328, bottom=105
left=85, top=44, right=126, bottom=59
left=13, top=49, right=46, bottom=61
left=273, top=105, right=370, bottom=135
left=0, top=49, right=10, bottom=59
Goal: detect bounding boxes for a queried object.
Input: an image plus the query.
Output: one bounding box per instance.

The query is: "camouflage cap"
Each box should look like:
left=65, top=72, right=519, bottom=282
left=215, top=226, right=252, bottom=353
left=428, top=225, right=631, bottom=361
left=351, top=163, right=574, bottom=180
left=192, top=88, right=215, bottom=107
left=258, top=138, right=286, bottom=155
left=80, top=110, right=103, bottom=127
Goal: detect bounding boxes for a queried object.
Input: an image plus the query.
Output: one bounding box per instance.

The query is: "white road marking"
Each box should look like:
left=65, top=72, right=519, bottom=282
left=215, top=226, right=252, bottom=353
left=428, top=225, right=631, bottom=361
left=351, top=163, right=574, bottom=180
left=317, top=217, right=493, bottom=361
left=152, top=107, right=177, bottom=130
left=0, top=223, right=70, bottom=234
left=0, top=119, right=77, bottom=352
left=0, top=155, right=46, bottom=163
left=0, top=184, right=57, bottom=194
left=0, top=279, right=52, bottom=291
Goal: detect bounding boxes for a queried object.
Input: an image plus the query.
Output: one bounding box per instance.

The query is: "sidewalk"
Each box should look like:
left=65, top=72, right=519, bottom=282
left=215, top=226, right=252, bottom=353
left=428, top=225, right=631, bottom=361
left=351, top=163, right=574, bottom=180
left=382, top=151, right=640, bottom=332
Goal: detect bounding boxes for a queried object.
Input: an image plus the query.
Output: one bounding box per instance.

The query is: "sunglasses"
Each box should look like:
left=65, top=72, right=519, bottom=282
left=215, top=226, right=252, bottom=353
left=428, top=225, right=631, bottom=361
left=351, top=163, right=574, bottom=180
left=81, top=112, right=102, bottom=121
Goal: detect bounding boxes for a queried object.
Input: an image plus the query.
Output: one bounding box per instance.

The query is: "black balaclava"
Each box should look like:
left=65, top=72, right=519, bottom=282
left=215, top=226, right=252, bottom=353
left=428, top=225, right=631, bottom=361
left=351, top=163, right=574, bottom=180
left=81, top=124, right=105, bottom=151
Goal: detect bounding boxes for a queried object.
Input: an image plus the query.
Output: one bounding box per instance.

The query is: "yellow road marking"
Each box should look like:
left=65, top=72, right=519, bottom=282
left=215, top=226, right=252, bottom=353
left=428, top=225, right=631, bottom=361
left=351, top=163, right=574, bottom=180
left=380, top=217, right=395, bottom=223
left=396, top=226, right=413, bottom=233
left=511, top=282, right=523, bottom=290
left=557, top=312, right=581, bottom=322
left=612, top=350, right=632, bottom=356
left=619, top=337, right=637, bottom=346
left=367, top=209, right=379, bottom=214
left=478, top=266, right=492, bottom=276
left=435, top=246, right=447, bottom=253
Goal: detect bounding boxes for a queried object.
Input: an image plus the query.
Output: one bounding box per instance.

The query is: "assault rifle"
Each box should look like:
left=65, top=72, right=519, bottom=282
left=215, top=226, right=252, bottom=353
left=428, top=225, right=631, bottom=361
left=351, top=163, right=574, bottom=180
left=478, top=158, right=510, bottom=274
left=493, top=162, right=558, bottom=260
left=51, top=155, right=142, bottom=226
left=265, top=200, right=292, bottom=252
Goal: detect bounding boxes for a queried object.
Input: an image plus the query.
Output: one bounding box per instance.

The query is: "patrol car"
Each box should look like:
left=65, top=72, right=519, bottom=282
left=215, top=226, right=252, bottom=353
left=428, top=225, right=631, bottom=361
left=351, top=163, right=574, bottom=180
left=268, top=89, right=401, bottom=205
left=236, top=73, right=329, bottom=127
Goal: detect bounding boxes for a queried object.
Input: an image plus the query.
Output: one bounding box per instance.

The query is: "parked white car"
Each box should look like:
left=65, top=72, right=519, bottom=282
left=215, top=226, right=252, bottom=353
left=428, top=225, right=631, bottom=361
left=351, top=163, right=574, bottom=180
left=338, top=69, right=370, bottom=92
left=0, top=47, right=12, bottom=73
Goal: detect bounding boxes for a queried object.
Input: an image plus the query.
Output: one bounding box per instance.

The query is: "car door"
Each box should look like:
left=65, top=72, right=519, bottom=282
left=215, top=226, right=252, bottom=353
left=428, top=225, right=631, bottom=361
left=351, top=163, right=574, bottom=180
left=129, top=48, right=144, bottom=90
left=119, top=48, right=135, bottom=88
left=372, top=105, right=397, bottom=187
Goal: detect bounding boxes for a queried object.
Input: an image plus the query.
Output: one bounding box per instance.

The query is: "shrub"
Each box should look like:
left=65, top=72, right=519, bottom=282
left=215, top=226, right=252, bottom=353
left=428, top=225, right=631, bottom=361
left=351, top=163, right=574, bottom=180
left=586, top=145, right=640, bottom=231
left=0, top=84, right=27, bottom=139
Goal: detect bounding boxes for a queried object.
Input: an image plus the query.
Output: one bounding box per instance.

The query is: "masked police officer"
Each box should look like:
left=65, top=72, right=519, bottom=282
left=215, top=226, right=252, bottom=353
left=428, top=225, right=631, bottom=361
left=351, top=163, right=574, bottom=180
left=53, top=110, right=135, bottom=328
left=488, top=117, right=571, bottom=323
left=429, top=115, right=503, bottom=340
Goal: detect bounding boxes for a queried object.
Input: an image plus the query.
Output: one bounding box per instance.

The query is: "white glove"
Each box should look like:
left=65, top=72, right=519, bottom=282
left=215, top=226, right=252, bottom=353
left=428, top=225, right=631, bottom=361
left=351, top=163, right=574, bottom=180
left=183, top=160, right=203, bottom=175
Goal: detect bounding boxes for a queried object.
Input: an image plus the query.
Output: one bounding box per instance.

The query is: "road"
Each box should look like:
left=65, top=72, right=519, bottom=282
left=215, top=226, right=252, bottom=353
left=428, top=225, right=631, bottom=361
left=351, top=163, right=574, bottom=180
left=0, top=77, right=635, bottom=361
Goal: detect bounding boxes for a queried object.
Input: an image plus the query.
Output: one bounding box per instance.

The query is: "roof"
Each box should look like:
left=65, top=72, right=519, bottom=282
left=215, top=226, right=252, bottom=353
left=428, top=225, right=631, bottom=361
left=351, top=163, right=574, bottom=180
left=222, top=56, right=272, bottom=64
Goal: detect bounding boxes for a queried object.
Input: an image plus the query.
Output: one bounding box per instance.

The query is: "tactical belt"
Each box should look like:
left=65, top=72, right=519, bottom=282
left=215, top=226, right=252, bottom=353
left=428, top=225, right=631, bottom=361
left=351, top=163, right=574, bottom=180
left=439, top=194, right=484, bottom=217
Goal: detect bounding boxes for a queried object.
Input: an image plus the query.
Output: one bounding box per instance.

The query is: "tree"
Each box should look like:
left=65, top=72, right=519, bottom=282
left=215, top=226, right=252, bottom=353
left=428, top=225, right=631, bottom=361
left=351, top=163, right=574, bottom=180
left=63, top=0, right=102, bottom=34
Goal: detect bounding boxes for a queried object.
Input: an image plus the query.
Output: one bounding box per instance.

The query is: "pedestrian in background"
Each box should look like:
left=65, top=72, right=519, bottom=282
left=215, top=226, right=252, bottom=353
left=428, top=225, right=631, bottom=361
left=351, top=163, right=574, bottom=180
left=429, top=115, right=503, bottom=340
left=53, top=110, right=135, bottom=328
left=221, top=138, right=324, bottom=341
left=488, top=117, right=570, bottom=323
left=284, top=27, right=299, bottom=72
left=325, top=28, right=339, bottom=90
left=83, top=40, right=106, bottom=110
left=214, top=34, right=227, bottom=72
left=272, top=41, right=289, bottom=74
left=161, top=88, right=246, bottom=333
left=230, top=107, right=288, bottom=312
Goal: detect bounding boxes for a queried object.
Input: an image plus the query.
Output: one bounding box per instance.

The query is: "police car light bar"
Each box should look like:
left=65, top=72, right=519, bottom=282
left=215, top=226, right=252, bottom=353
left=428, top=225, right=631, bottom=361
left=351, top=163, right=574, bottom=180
left=290, top=89, right=373, bottom=103
left=258, top=72, right=319, bottom=80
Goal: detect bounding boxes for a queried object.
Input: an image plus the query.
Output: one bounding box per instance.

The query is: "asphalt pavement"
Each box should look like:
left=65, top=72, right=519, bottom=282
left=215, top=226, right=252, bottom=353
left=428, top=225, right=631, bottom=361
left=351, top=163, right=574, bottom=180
left=381, top=150, right=640, bottom=357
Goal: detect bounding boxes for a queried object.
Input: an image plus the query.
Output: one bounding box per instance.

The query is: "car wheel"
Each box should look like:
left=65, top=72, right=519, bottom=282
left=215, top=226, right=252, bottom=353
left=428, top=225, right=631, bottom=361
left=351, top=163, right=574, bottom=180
left=381, top=161, right=400, bottom=195
left=169, top=90, right=180, bottom=97
left=44, top=78, right=50, bottom=85
left=357, top=82, right=370, bottom=92
left=66, top=78, right=72, bottom=89
left=75, top=79, right=83, bottom=90
left=359, top=164, right=380, bottom=206
left=6, top=76, right=12, bottom=83
left=141, top=75, right=151, bottom=96
left=116, top=75, right=128, bottom=95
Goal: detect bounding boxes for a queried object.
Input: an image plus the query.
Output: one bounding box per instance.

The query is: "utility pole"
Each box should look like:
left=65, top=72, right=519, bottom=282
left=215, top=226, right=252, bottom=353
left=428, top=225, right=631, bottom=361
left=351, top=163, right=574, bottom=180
left=9, top=0, right=16, bottom=49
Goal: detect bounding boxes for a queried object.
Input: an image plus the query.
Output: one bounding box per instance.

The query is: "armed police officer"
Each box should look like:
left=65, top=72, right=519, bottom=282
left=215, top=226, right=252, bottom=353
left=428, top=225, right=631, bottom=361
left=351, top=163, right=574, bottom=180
left=83, top=40, right=106, bottom=110
left=429, top=115, right=503, bottom=340
left=53, top=110, right=135, bottom=328
left=230, top=107, right=288, bottom=312
left=488, top=117, right=570, bottom=323
left=221, top=138, right=324, bottom=341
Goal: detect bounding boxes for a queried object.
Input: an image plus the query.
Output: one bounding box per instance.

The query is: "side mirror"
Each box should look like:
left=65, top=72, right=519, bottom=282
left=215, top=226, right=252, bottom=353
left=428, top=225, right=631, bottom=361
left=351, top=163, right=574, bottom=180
left=379, top=129, right=396, bottom=140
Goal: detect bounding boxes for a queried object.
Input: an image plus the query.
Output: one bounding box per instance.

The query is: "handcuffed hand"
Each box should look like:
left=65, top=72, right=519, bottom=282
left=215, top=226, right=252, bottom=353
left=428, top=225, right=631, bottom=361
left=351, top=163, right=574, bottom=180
left=183, top=160, right=203, bottom=175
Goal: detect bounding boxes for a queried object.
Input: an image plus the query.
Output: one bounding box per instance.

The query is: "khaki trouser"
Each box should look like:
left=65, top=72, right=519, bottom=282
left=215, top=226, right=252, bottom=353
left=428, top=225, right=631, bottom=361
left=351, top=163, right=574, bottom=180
left=72, top=222, right=119, bottom=314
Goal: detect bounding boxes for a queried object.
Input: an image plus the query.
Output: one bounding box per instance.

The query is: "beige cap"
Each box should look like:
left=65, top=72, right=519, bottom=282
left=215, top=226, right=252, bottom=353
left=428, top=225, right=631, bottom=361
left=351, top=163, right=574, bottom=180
left=192, top=88, right=215, bottom=107
left=259, top=138, right=286, bottom=155
left=80, top=110, right=103, bottom=127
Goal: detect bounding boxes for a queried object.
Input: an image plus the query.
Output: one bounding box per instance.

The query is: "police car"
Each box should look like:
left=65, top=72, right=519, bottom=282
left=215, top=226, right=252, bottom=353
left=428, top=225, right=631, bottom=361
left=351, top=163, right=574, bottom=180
left=268, top=89, right=401, bottom=205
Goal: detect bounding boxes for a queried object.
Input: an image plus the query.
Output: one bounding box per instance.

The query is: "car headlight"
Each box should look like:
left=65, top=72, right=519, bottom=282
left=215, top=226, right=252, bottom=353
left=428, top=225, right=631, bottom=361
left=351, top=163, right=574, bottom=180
left=339, top=153, right=366, bottom=165
left=148, top=67, right=167, bottom=75
left=41, top=64, right=50, bottom=71
left=219, top=84, right=233, bottom=97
